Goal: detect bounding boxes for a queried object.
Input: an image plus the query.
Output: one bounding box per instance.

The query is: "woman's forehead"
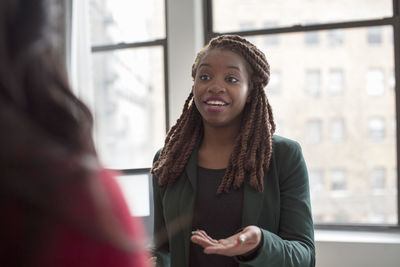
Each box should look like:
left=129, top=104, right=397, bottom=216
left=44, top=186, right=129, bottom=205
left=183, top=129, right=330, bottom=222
left=198, top=48, right=253, bottom=75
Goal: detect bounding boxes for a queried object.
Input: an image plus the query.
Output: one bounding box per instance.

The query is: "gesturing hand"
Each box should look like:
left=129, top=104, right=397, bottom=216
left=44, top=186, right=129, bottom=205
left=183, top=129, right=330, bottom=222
left=190, top=225, right=261, bottom=257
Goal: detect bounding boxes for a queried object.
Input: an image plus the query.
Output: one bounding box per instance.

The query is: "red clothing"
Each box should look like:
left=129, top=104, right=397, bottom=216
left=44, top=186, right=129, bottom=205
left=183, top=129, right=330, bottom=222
left=2, top=168, right=150, bottom=267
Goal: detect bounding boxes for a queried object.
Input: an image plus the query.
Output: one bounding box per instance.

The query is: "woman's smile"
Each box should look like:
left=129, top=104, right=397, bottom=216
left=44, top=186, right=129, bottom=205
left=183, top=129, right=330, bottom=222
left=193, top=48, right=251, bottom=128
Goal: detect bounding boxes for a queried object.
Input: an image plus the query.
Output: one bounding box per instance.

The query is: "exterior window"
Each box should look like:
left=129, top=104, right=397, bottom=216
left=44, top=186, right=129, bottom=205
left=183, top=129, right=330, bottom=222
left=369, top=117, right=385, bottom=141
left=306, top=70, right=321, bottom=96
left=330, top=169, right=346, bottom=192
left=306, top=119, right=322, bottom=144
left=239, top=22, right=255, bottom=31
left=370, top=167, right=386, bottom=192
left=309, top=169, right=324, bottom=193
left=209, top=0, right=398, bottom=226
left=328, top=69, right=344, bottom=95
left=89, top=0, right=166, bottom=169
left=366, top=68, right=384, bottom=96
left=367, top=26, right=382, bottom=44
left=305, top=31, right=319, bottom=45
left=389, top=69, right=395, bottom=90
left=263, top=22, right=279, bottom=46
left=329, top=118, right=345, bottom=142
left=328, top=29, right=343, bottom=46
left=268, top=70, right=281, bottom=95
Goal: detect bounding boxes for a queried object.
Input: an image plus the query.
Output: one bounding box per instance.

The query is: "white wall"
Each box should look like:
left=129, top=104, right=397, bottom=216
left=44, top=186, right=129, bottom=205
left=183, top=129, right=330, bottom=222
left=167, top=0, right=204, bottom=126
left=166, top=1, right=400, bottom=266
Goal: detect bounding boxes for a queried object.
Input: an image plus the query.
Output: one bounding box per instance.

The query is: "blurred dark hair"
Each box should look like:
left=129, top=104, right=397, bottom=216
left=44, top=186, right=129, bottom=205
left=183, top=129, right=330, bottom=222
left=0, top=1, right=127, bottom=265
left=0, top=0, right=95, bottom=155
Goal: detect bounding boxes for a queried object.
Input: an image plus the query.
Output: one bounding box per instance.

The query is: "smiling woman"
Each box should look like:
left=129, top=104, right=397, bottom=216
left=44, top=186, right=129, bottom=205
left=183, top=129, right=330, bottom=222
left=151, top=34, right=315, bottom=267
left=193, top=49, right=250, bottom=131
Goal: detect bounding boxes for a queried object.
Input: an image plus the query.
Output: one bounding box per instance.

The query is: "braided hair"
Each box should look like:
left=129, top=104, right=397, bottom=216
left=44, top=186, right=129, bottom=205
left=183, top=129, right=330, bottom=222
left=151, top=34, right=275, bottom=193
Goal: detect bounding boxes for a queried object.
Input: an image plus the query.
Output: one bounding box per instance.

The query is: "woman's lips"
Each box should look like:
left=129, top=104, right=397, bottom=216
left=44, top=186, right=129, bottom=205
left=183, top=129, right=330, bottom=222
left=204, top=99, right=228, bottom=112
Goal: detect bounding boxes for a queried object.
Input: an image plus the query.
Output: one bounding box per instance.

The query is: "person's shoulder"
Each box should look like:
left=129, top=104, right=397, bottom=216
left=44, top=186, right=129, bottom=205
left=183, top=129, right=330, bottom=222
left=153, top=148, right=163, bottom=163
left=272, top=134, right=302, bottom=153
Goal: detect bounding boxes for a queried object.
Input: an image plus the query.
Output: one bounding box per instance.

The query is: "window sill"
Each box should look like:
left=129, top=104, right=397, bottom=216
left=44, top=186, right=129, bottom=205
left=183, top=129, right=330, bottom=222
left=315, top=229, right=400, bottom=244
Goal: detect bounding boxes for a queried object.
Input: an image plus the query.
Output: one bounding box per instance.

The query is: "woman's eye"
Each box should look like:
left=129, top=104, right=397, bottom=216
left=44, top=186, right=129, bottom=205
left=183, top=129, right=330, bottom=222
left=226, top=76, right=239, bottom=83
left=199, top=74, right=210, bottom=81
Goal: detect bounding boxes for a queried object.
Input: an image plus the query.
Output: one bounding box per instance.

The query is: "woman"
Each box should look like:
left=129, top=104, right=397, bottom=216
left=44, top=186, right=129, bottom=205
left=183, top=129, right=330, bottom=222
left=0, top=0, right=149, bottom=266
left=151, top=34, right=315, bottom=267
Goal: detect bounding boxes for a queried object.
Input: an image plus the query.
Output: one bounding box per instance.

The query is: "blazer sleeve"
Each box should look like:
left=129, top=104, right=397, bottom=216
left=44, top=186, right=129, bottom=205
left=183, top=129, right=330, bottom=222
left=151, top=150, right=171, bottom=267
left=237, top=140, right=315, bottom=267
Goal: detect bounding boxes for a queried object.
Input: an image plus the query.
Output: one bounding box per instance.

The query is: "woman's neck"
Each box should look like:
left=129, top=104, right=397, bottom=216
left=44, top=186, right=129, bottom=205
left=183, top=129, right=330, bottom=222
left=197, top=124, right=240, bottom=169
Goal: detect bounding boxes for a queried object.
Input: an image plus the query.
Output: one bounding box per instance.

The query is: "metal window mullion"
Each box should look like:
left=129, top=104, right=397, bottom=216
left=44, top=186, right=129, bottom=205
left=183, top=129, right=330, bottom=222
left=164, top=0, right=170, bottom=131
left=393, top=0, right=400, bottom=226
left=115, top=168, right=151, bottom=175
left=203, top=0, right=214, bottom=44
left=212, top=17, right=395, bottom=37
left=92, top=39, right=166, bottom=53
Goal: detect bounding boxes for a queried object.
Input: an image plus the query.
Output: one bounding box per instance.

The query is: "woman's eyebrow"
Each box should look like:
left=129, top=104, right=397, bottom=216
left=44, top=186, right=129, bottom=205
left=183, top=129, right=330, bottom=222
left=198, top=63, right=211, bottom=68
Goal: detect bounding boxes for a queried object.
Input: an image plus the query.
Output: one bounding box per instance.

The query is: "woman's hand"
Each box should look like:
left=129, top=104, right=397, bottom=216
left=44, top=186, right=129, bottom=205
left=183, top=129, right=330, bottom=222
left=190, top=225, right=262, bottom=257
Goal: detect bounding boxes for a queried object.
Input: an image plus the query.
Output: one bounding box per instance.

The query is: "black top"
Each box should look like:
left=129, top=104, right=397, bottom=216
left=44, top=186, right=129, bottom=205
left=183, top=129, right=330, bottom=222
left=189, top=166, right=244, bottom=267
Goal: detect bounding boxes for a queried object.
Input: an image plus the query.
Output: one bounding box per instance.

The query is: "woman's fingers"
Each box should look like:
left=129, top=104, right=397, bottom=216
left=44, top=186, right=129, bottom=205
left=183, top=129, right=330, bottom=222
left=191, top=226, right=262, bottom=257
left=191, top=230, right=218, bottom=247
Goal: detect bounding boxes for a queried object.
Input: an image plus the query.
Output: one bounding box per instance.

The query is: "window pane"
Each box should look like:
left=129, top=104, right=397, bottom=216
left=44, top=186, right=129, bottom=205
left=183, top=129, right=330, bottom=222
left=306, top=120, right=322, bottom=144
left=269, top=70, right=281, bottom=95
left=328, top=69, right=344, bottom=95
left=328, top=29, right=344, bottom=47
left=263, top=22, right=279, bottom=46
left=370, top=167, right=386, bottom=192
left=306, top=70, right=321, bottom=96
left=369, top=117, right=385, bottom=141
left=116, top=174, right=151, bottom=217
left=212, top=0, right=392, bottom=32
left=89, top=0, right=165, bottom=45
left=255, top=26, right=396, bottom=224
left=330, top=118, right=345, bottom=142
left=367, top=26, right=383, bottom=45
left=366, top=68, right=385, bottom=96
left=92, top=46, right=166, bottom=169
left=330, top=169, right=346, bottom=192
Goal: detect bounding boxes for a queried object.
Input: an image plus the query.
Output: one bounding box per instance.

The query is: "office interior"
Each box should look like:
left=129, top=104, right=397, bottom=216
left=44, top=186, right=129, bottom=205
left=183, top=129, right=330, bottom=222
left=49, top=0, right=400, bottom=266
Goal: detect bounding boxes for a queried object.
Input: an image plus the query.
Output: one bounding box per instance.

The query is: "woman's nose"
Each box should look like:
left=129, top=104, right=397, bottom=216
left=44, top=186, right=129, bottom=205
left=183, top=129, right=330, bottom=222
left=207, top=79, right=226, bottom=94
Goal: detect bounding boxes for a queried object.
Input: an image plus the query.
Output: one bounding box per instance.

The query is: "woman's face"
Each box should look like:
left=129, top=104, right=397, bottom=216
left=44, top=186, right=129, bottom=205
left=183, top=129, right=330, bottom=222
left=193, top=48, right=251, bottom=130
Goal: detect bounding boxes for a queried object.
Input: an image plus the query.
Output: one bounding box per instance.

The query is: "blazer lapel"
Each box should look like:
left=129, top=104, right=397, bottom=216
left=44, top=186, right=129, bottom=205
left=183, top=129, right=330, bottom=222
left=179, top=147, right=198, bottom=267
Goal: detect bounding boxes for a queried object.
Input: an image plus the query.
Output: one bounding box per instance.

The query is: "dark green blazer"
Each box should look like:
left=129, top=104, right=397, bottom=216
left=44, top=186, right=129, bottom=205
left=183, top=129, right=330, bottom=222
left=152, top=135, right=315, bottom=267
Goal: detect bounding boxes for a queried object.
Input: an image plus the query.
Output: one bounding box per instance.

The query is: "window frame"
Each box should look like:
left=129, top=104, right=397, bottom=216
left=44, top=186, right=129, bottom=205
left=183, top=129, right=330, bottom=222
left=203, top=0, right=400, bottom=231
left=90, top=0, right=169, bottom=173
left=89, top=0, right=169, bottom=236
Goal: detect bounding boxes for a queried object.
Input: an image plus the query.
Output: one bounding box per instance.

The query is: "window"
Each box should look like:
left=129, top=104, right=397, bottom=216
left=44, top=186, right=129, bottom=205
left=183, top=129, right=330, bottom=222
left=369, top=117, right=385, bottom=141
left=328, top=29, right=343, bottom=46
left=367, top=26, right=382, bottom=45
left=370, top=167, right=386, bottom=193
left=328, top=69, right=344, bottom=95
left=309, top=169, right=324, bottom=193
left=305, top=30, right=319, bottom=45
left=87, top=0, right=167, bottom=237
left=207, top=0, right=398, bottom=227
left=268, top=70, right=281, bottom=95
left=330, top=169, right=346, bottom=192
left=263, top=22, right=279, bottom=46
left=366, top=68, right=384, bottom=96
left=306, top=120, right=322, bottom=144
left=329, top=118, right=345, bottom=142
left=89, top=0, right=167, bottom=169
left=306, top=70, right=321, bottom=97
left=389, top=69, right=395, bottom=90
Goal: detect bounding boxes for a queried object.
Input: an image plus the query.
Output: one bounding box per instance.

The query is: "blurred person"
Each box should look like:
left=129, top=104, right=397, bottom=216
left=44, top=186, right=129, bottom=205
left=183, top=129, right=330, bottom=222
left=151, top=34, right=315, bottom=267
left=0, top=0, right=150, bottom=266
